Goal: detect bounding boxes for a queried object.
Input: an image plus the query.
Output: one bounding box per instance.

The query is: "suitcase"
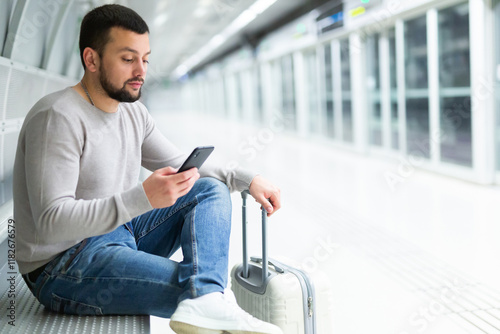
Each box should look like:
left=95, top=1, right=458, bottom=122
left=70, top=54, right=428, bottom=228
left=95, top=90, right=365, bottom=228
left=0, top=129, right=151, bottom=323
left=231, top=191, right=333, bottom=334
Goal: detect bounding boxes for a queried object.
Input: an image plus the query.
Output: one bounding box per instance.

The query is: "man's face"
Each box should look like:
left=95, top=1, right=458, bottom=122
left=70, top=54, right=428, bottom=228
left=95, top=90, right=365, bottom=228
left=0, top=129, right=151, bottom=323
left=98, top=27, right=150, bottom=103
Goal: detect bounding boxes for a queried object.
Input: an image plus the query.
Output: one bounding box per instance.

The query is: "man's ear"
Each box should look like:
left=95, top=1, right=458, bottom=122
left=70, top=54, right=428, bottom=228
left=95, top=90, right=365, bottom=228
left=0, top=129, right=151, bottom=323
left=82, top=47, right=99, bottom=72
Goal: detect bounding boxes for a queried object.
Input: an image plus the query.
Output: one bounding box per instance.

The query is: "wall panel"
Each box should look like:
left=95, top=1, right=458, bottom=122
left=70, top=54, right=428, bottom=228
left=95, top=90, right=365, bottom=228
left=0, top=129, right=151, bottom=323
left=5, top=67, right=45, bottom=120
left=0, top=0, right=15, bottom=56
left=0, top=58, right=73, bottom=207
left=0, top=64, right=10, bottom=115
left=44, top=75, right=73, bottom=95
left=7, top=0, right=60, bottom=68
left=2, top=131, right=18, bottom=189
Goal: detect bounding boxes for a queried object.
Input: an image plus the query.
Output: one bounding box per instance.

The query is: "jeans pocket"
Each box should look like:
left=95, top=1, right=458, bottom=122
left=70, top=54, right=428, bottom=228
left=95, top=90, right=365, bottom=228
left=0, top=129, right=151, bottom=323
left=123, top=222, right=134, bottom=237
left=61, top=239, right=88, bottom=274
left=51, top=293, right=103, bottom=315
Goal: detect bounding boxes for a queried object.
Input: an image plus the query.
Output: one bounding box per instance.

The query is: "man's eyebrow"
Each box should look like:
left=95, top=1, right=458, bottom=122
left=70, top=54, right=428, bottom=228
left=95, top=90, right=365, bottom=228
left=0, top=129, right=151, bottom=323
left=118, top=47, right=151, bottom=56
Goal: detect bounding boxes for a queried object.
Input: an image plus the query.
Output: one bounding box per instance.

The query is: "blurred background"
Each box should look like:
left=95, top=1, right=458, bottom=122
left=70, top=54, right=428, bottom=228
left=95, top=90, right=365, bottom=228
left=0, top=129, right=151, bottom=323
left=1, top=0, right=500, bottom=333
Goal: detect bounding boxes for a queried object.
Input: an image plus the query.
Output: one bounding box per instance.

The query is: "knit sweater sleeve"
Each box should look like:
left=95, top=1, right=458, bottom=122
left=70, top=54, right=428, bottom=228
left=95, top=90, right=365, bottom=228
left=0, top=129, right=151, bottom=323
left=23, top=109, right=152, bottom=244
left=140, top=111, right=257, bottom=193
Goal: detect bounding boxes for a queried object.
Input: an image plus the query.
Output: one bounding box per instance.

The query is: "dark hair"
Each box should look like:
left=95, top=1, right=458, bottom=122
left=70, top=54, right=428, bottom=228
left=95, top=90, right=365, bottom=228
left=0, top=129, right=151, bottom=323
left=79, top=4, right=149, bottom=69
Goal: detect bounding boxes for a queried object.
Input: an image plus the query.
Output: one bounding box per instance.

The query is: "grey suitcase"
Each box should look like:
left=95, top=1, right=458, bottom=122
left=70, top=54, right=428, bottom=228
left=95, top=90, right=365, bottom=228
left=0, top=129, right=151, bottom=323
left=231, top=191, right=333, bottom=334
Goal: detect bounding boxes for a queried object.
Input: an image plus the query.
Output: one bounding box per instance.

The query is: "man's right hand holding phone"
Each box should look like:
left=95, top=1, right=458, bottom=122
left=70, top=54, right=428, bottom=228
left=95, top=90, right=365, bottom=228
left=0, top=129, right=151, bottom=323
left=142, top=166, right=200, bottom=209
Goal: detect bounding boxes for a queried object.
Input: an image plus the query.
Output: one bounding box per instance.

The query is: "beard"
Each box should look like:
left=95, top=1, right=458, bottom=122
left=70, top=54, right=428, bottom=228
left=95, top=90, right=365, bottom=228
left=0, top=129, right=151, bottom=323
left=99, top=64, right=143, bottom=103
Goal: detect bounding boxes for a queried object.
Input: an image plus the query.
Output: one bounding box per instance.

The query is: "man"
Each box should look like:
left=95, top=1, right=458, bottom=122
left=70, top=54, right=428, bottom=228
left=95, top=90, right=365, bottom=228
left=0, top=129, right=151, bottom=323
left=13, top=4, right=282, bottom=334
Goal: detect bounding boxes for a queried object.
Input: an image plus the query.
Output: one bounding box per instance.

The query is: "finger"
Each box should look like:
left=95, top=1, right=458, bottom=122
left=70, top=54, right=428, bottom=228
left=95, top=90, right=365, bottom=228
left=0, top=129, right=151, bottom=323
left=178, top=168, right=199, bottom=184
left=257, top=196, right=274, bottom=215
left=177, top=170, right=200, bottom=189
left=262, top=189, right=281, bottom=216
left=268, top=190, right=281, bottom=212
left=177, top=173, right=200, bottom=196
left=168, top=168, right=197, bottom=186
left=177, top=167, right=199, bottom=179
left=157, top=166, right=178, bottom=176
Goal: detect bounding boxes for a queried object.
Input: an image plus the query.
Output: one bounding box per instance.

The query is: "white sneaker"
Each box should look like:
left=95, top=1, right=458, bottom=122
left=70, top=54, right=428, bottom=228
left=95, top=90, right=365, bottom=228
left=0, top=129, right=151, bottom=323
left=169, top=290, right=283, bottom=334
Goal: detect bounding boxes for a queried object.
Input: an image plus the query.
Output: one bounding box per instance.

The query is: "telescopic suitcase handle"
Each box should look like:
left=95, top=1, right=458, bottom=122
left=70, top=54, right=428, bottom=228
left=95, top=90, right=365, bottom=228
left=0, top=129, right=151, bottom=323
left=241, top=190, right=268, bottom=286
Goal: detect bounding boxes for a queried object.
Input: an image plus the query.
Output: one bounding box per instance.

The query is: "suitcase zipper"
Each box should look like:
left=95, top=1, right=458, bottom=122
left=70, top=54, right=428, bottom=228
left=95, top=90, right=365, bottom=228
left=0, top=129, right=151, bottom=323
left=287, top=266, right=316, bottom=334
left=307, top=296, right=313, bottom=318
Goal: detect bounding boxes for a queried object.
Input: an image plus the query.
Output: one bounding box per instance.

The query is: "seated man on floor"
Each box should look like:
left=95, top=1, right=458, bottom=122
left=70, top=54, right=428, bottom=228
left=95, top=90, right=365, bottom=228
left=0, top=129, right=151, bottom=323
left=13, top=4, right=282, bottom=334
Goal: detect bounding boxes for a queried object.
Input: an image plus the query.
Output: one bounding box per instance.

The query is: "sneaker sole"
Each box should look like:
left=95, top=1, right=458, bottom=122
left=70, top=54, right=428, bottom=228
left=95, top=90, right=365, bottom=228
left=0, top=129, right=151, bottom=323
left=170, top=320, right=263, bottom=334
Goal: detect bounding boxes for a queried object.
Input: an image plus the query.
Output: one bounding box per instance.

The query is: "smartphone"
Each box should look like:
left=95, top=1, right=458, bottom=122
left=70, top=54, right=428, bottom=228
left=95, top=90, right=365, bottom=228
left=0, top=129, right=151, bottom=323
left=177, top=146, right=214, bottom=173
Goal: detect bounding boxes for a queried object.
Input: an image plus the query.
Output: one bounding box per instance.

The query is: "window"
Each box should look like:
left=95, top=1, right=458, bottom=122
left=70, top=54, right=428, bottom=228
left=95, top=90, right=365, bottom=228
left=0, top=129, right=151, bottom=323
left=405, top=16, right=430, bottom=157
left=254, top=66, right=264, bottom=123
left=236, top=73, right=244, bottom=118
left=438, top=3, right=471, bottom=166
left=389, top=28, right=399, bottom=150
left=366, top=33, right=382, bottom=146
left=281, top=55, right=296, bottom=131
left=305, top=50, right=320, bottom=134
left=340, top=39, right=353, bottom=143
left=271, top=60, right=282, bottom=119
left=323, top=43, right=334, bottom=137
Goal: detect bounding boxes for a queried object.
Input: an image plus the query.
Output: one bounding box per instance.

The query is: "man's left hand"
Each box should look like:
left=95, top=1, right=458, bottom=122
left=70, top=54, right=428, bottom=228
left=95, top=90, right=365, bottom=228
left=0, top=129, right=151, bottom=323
left=249, top=175, right=281, bottom=217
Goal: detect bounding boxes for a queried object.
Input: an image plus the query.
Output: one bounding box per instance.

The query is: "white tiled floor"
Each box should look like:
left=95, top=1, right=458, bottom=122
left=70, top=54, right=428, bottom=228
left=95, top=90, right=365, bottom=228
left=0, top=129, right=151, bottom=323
left=149, top=110, right=500, bottom=334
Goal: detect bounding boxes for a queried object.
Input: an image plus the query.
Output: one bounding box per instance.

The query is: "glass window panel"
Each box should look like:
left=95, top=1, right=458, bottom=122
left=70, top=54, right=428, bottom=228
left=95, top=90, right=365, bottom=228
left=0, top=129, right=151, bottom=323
left=391, top=102, right=399, bottom=150
left=326, top=101, right=334, bottom=137
left=341, top=39, right=353, bottom=143
left=222, top=77, right=229, bottom=117
left=439, top=3, right=470, bottom=88
left=367, top=34, right=382, bottom=146
left=389, top=28, right=397, bottom=90
left=438, top=4, right=471, bottom=167
left=343, top=101, right=353, bottom=142
left=340, top=40, right=351, bottom=91
left=271, top=60, right=282, bottom=115
left=405, top=16, right=428, bottom=89
left=406, top=98, right=430, bottom=157
left=405, top=16, right=429, bottom=156
left=235, top=73, right=243, bottom=118
left=281, top=55, right=296, bottom=131
left=389, top=28, right=399, bottom=150
left=323, top=43, right=334, bottom=138
left=305, top=50, right=320, bottom=134
left=324, top=44, right=333, bottom=92
left=440, top=96, right=472, bottom=166
left=370, top=102, right=382, bottom=146
left=367, top=35, right=380, bottom=90
left=254, top=66, right=263, bottom=123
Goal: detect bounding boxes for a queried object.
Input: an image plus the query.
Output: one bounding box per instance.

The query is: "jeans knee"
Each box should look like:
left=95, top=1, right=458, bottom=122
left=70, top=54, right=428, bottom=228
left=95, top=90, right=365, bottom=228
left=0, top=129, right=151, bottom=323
left=195, top=178, right=231, bottom=207
left=198, top=177, right=229, bottom=195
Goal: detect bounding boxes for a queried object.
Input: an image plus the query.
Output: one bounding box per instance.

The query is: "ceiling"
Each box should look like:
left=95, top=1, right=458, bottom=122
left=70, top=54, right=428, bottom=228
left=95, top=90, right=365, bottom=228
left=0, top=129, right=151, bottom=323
left=93, top=0, right=331, bottom=79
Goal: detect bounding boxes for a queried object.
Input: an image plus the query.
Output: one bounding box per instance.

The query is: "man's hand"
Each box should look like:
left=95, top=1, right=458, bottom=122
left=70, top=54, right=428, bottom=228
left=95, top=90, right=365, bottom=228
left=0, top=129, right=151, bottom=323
left=142, top=166, right=200, bottom=208
left=249, top=175, right=281, bottom=217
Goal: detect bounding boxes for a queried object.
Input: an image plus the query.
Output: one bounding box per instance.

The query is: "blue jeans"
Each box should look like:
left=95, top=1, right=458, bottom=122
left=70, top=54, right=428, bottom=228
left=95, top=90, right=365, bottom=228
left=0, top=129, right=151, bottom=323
left=24, top=178, right=232, bottom=318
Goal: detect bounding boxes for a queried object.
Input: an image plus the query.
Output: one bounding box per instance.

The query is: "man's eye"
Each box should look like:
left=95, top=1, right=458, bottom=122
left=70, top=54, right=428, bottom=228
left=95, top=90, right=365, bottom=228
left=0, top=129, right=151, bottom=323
left=123, top=58, right=133, bottom=63
left=144, top=60, right=150, bottom=64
